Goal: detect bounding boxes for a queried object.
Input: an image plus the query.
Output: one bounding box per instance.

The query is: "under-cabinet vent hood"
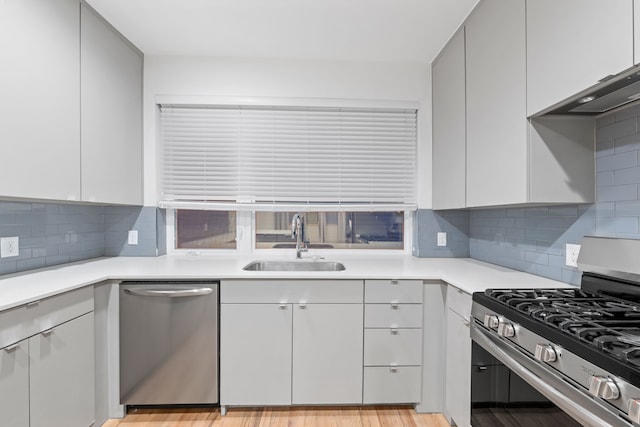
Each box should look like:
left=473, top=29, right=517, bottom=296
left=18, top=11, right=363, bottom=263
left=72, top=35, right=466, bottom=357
left=537, top=65, right=640, bottom=116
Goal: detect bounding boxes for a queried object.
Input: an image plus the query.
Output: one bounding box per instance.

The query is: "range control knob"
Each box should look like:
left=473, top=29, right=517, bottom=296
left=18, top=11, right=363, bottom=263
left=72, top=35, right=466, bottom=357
left=497, top=322, right=516, bottom=338
left=588, top=376, right=620, bottom=400
left=534, top=344, right=557, bottom=363
left=483, top=314, right=499, bottom=329
left=629, top=399, right=640, bottom=423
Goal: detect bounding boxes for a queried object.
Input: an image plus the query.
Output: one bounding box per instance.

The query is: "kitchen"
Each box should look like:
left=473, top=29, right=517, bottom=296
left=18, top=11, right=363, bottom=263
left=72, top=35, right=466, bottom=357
left=2, top=0, right=640, bottom=426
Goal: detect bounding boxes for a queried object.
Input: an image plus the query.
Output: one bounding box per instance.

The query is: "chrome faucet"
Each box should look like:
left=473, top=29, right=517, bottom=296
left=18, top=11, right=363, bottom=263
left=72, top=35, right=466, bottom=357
left=291, top=213, right=308, bottom=259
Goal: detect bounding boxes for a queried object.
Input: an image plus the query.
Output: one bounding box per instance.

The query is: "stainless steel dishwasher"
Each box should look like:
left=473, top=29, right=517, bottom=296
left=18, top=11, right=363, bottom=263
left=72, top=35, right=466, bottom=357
left=119, top=281, right=219, bottom=405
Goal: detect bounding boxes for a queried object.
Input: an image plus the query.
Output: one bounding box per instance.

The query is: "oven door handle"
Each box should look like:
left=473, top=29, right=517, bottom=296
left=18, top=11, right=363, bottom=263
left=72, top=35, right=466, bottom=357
left=471, top=321, right=623, bottom=427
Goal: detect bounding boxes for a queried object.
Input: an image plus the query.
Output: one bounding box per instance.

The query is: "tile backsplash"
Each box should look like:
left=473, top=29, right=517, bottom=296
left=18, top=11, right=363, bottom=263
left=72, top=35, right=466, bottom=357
left=0, top=201, right=162, bottom=276
left=416, top=102, right=640, bottom=285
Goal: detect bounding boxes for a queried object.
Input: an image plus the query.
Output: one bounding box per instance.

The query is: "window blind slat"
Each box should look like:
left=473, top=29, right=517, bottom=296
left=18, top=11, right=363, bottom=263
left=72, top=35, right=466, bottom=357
left=160, top=104, right=417, bottom=207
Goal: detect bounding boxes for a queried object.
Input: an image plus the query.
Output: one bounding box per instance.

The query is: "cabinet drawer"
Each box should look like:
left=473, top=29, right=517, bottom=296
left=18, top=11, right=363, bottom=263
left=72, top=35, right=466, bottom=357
left=365, top=280, right=422, bottom=303
left=0, top=305, right=28, bottom=349
left=0, top=287, right=93, bottom=348
left=363, top=366, right=422, bottom=404
left=364, top=304, right=422, bottom=328
left=447, top=286, right=472, bottom=319
left=27, top=286, right=94, bottom=335
left=221, top=280, right=363, bottom=303
left=364, top=329, right=422, bottom=366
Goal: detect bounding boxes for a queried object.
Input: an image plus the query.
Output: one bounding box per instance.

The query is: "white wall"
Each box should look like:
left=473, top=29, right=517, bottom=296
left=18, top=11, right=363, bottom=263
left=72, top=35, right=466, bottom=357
left=143, top=56, right=432, bottom=208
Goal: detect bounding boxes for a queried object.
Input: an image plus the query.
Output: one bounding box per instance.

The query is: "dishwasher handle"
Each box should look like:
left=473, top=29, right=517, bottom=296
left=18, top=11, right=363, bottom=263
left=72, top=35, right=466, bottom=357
left=123, top=287, right=214, bottom=298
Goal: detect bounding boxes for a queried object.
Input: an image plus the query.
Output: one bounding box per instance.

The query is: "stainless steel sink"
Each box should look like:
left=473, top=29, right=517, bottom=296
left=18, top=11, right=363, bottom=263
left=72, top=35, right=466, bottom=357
left=242, top=260, right=346, bottom=271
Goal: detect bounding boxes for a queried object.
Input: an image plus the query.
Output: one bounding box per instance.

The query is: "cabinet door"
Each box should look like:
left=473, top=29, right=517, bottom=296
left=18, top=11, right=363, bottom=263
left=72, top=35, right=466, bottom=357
left=30, top=312, right=95, bottom=427
left=0, top=0, right=80, bottom=201
left=220, top=304, right=292, bottom=406
left=432, top=28, right=466, bottom=210
left=444, top=308, right=471, bottom=427
left=527, top=0, right=633, bottom=116
left=0, top=340, right=29, bottom=427
left=292, top=304, right=363, bottom=404
left=636, top=0, right=640, bottom=64
left=465, top=0, right=528, bottom=207
left=81, top=4, right=143, bottom=204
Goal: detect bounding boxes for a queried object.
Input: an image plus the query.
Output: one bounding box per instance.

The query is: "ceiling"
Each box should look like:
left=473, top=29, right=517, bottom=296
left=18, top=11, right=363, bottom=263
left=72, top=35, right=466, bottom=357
left=85, top=0, right=479, bottom=63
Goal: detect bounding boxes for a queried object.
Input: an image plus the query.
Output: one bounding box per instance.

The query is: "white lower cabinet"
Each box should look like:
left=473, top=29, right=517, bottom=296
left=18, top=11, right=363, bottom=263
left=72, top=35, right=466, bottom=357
left=220, top=280, right=364, bottom=409
left=292, top=303, right=363, bottom=404
left=0, top=287, right=94, bottom=427
left=220, top=304, right=292, bottom=405
left=0, top=339, right=29, bottom=427
left=30, top=312, right=95, bottom=427
left=363, top=280, right=423, bottom=404
left=444, top=286, right=472, bottom=427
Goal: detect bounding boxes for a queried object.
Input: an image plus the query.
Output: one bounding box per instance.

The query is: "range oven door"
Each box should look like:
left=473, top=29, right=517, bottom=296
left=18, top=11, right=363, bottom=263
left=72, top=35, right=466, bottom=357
left=470, top=321, right=628, bottom=427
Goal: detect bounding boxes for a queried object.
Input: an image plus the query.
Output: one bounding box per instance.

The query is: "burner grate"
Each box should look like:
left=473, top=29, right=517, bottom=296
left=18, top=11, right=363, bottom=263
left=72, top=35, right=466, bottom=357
left=484, top=288, right=640, bottom=367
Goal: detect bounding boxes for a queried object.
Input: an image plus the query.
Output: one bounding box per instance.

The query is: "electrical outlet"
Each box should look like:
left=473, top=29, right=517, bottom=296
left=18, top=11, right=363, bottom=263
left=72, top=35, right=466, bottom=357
left=1, top=236, right=19, bottom=258
left=566, top=244, right=581, bottom=267
left=128, top=230, right=138, bottom=245
left=437, top=232, right=447, bottom=247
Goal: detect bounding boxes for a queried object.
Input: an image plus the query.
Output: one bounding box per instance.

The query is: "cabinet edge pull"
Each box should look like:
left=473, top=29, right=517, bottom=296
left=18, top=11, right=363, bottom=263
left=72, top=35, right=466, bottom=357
left=298, top=302, right=308, bottom=309
left=278, top=303, right=288, bottom=309
left=390, top=327, right=399, bottom=334
left=4, top=343, right=20, bottom=352
left=26, top=300, right=41, bottom=308
left=391, top=280, right=399, bottom=285
left=41, top=328, right=54, bottom=336
left=389, top=363, right=399, bottom=372
left=390, top=301, right=399, bottom=309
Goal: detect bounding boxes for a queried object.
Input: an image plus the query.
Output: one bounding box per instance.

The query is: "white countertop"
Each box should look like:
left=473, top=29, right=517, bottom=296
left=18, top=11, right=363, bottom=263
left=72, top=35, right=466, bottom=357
left=0, top=254, right=574, bottom=312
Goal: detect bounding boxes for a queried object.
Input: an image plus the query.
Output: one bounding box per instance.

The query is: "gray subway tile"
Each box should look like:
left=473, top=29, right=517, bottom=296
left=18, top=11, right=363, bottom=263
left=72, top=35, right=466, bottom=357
left=615, top=166, right=640, bottom=185
left=597, top=184, right=637, bottom=202
left=596, top=138, right=614, bottom=158
left=596, top=117, right=637, bottom=141
left=597, top=172, right=615, bottom=187
left=615, top=133, right=640, bottom=153
left=597, top=151, right=638, bottom=172
left=615, top=105, right=640, bottom=122
left=595, top=217, right=639, bottom=234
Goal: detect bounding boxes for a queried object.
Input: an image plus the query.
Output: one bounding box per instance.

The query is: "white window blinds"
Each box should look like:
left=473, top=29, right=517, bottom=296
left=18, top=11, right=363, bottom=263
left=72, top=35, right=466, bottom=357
left=159, top=104, right=417, bottom=210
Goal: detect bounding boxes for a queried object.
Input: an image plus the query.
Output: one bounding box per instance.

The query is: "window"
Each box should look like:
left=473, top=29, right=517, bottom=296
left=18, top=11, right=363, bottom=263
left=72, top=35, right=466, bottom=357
left=160, top=100, right=417, bottom=253
left=255, top=211, right=404, bottom=250
left=175, top=210, right=236, bottom=249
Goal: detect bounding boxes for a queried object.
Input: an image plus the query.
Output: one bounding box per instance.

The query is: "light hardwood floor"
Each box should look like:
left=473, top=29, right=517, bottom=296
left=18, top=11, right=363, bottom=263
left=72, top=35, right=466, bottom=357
left=102, top=406, right=451, bottom=427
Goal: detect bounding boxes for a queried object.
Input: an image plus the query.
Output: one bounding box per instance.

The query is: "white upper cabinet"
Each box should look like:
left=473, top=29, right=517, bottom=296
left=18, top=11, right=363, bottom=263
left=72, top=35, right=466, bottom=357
left=81, top=4, right=143, bottom=205
left=0, top=0, right=81, bottom=201
left=527, top=0, right=633, bottom=116
left=432, top=29, right=466, bottom=210
left=465, top=0, right=528, bottom=207
left=432, top=0, right=597, bottom=209
left=636, top=0, right=640, bottom=64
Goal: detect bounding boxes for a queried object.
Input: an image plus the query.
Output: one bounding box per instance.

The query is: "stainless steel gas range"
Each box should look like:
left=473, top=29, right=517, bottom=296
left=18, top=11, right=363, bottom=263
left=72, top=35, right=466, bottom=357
left=470, top=237, right=640, bottom=427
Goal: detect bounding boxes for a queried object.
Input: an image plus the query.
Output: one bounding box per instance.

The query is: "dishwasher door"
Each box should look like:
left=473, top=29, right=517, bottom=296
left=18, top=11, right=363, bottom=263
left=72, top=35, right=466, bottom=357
left=119, top=281, right=219, bottom=405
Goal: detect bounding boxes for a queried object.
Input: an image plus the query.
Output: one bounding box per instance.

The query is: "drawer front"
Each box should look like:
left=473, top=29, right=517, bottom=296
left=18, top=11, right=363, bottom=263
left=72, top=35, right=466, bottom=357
left=0, top=286, right=93, bottom=347
left=364, top=329, right=422, bottom=366
left=364, top=304, right=422, bottom=328
left=26, top=286, right=94, bottom=335
left=447, top=285, right=472, bottom=319
left=365, top=280, right=423, bottom=303
left=221, top=280, right=363, bottom=304
left=0, top=305, right=28, bottom=349
left=363, top=366, right=422, bottom=404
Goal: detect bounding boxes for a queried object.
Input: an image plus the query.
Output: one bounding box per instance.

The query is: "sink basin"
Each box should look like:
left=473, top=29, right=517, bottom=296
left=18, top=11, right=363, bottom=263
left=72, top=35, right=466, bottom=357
left=243, top=260, right=346, bottom=272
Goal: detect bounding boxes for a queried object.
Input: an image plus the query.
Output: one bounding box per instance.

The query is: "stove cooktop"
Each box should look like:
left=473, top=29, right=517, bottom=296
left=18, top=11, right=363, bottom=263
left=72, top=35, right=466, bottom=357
left=483, top=288, right=640, bottom=368
left=473, top=284, right=640, bottom=387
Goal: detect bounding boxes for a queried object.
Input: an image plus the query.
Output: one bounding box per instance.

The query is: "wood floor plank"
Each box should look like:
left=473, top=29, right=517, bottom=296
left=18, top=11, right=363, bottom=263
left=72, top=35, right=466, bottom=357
left=103, top=406, right=451, bottom=427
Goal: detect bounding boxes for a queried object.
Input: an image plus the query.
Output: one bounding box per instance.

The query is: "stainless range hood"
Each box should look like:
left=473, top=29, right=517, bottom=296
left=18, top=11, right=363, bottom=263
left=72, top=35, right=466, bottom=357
left=537, top=64, right=640, bottom=116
